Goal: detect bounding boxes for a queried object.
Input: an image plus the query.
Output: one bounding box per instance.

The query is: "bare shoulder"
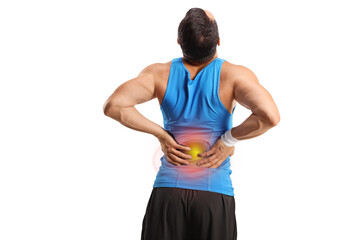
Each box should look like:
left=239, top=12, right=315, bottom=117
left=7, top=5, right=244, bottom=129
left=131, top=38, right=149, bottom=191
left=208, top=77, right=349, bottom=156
left=222, top=60, right=266, bottom=111
left=138, top=60, right=172, bottom=80
left=139, top=60, right=173, bottom=103
left=222, top=60, right=259, bottom=85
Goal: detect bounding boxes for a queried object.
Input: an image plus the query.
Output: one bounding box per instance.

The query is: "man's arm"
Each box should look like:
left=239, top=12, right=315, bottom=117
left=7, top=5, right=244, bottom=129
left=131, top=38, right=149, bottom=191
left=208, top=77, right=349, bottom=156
left=103, top=63, right=192, bottom=165
left=230, top=65, right=280, bottom=140
left=103, top=64, right=167, bottom=139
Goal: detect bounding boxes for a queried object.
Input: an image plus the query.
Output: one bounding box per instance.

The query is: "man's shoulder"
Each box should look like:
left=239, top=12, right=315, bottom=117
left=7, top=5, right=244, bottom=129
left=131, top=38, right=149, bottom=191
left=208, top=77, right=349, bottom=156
left=222, top=60, right=259, bottom=84
left=143, top=58, right=258, bottom=82
left=222, top=60, right=253, bottom=77
left=141, top=60, right=172, bottom=78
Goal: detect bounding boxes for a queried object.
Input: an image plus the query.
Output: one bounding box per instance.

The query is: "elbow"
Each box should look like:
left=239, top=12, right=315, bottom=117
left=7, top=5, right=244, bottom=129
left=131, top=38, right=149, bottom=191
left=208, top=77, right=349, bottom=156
left=254, top=107, right=280, bottom=127
left=269, top=115, right=280, bottom=126
left=103, top=103, right=109, bottom=116
left=103, top=100, right=113, bottom=116
left=267, top=111, right=280, bottom=127
left=103, top=100, right=128, bottom=120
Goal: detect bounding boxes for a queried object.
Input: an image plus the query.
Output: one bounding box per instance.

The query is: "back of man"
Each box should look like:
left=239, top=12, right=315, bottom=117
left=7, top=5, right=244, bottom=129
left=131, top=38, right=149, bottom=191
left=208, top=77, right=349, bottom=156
left=138, top=55, right=241, bottom=240
left=139, top=55, right=263, bottom=240
left=103, top=7, right=280, bottom=240
left=154, top=59, right=240, bottom=116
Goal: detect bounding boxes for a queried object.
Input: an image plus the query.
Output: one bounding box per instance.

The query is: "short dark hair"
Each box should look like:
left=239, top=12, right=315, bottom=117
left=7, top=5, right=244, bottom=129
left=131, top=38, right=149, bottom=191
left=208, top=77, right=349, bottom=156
left=178, top=8, right=219, bottom=65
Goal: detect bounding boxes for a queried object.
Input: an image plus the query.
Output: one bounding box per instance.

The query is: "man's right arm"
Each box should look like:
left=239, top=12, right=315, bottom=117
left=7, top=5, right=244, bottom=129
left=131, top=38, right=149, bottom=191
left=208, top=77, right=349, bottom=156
left=230, top=64, right=280, bottom=140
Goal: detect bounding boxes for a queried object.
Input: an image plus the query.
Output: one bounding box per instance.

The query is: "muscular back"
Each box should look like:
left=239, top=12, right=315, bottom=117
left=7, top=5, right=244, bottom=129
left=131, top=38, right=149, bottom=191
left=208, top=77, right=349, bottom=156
left=154, top=59, right=237, bottom=115
left=105, top=57, right=279, bottom=127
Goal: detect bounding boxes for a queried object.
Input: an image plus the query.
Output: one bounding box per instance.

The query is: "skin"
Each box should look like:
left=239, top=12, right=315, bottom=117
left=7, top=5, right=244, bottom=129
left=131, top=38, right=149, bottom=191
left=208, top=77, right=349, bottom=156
left=103, top=9, right=280, bottom=168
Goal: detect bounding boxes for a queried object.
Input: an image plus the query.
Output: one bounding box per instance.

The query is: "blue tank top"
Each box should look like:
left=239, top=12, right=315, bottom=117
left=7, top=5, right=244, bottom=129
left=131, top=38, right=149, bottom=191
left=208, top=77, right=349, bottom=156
left=153, top=57, right=237, bottom=196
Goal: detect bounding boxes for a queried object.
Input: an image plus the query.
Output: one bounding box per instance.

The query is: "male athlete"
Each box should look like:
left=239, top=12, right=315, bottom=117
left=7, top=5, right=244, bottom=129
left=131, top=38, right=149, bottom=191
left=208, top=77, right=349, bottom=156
left=103, top=7, right=280, bottom=240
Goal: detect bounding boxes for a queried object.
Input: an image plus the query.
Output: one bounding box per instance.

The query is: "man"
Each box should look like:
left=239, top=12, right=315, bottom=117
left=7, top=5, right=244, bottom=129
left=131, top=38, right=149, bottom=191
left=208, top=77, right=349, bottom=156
left=103, top=7, right=280, bottom=240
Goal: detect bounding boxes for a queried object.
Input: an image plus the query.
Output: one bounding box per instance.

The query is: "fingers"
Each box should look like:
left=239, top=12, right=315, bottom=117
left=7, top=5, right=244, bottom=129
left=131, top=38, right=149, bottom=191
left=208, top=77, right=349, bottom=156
left=173, top=149, right=193, bottom=160
left=197, top=146, right=233, bottom=168
left=209, top=160, right=223, bottom=168
left=166, top=156, right=181, bottom=166
left=176, top=143, right=191, bottom=152
left=168, top=153, right=190, bottom=165
left=197, top=154, right=218, bottom=167
left=197, top=148, right=214, bottom=158
left=172, top=142, right=192, bottom=158
left=160, top=137, right=192, bottom=166
left=198, top=158, right=219, bottom=168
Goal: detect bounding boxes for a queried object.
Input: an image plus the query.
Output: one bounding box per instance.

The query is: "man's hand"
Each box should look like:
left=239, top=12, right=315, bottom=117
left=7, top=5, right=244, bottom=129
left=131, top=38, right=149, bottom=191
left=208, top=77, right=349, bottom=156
left=157, top=131, right=193, bottom=166
left=196, top=138, right=235, bottom=168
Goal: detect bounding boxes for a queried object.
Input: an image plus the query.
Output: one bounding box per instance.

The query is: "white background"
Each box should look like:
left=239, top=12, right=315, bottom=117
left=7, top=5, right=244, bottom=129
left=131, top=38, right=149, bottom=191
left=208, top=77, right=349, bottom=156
left=1, top=0, right=359, bottom=239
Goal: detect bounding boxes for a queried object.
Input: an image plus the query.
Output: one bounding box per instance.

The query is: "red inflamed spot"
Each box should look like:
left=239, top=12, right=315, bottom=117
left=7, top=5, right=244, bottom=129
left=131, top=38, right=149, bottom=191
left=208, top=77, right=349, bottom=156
left=182, top=140, right=210, bottom=167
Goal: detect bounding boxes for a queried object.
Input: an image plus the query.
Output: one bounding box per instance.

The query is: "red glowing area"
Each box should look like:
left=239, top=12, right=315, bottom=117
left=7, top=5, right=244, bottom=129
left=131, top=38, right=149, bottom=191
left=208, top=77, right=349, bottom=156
left=182, top=140, right=209, bottom=166
left=175, top=130, right=212, bottom=167
left=151, top=130, right=213, bottom=171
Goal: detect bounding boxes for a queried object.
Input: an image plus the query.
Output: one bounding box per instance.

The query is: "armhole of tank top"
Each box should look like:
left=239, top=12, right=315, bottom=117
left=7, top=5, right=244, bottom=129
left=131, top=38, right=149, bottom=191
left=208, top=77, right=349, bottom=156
left=160, top=59, right=174, bottom=109
left=216, top=59, right=233, bottom=115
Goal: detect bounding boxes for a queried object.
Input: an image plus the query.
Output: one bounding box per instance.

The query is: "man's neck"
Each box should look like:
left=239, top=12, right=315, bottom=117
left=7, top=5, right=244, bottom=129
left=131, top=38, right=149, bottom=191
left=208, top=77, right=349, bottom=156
left=183, top=54, right=218, bottom=67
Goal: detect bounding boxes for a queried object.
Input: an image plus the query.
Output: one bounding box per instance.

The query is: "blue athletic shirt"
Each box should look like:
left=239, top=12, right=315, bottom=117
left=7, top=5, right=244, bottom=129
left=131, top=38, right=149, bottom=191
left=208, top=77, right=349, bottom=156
left=153, top=57, right=237, bottom=196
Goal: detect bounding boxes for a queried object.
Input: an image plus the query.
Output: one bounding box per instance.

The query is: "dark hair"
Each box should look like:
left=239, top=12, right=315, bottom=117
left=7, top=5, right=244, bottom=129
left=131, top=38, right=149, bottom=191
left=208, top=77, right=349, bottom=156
left=178, top=8, right=219, bottom=65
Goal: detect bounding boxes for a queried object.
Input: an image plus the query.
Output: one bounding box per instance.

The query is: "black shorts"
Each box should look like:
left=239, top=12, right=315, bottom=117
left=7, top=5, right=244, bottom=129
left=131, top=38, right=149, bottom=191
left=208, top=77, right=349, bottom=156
left=141, top=187, right=237, bottom=240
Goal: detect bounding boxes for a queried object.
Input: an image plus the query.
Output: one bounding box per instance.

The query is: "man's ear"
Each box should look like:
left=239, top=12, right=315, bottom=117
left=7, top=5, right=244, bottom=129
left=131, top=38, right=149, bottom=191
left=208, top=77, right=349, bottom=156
left=218, top=37, right=220, bottom=46
left=177, top=38, right=180, bottom=45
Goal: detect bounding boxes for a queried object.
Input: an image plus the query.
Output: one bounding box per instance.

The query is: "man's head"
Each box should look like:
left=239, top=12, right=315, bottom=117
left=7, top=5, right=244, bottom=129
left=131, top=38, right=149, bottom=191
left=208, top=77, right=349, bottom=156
left=177, top=8, right=220, bottom=65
